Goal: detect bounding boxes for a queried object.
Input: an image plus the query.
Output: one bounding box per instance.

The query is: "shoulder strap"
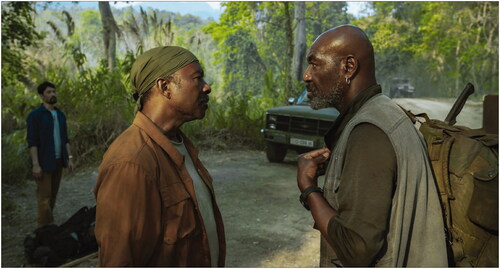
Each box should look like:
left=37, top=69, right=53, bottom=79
left=398, top=105, right=454, bottom=240
left=397, top=105, right=432, bottom=124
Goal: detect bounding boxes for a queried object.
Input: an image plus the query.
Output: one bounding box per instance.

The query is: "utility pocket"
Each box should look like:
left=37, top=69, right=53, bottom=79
left=161, top=182, right=199, bottom=244
left=468, top=165, right=498, bottom=232
left=161, top=181, right=190, bottom=208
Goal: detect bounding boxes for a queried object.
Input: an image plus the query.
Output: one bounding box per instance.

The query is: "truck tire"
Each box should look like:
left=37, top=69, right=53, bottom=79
left=266, top=142, right=287, bottom=162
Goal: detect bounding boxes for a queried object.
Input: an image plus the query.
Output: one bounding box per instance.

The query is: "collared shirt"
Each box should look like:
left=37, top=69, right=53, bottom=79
left=323, top=85, right=397, bottom=266
left=26, top=104, right=69, bottom=172
left=94, top=112, right=226, bottom=267
left=324, top=84, right=382, bottom=150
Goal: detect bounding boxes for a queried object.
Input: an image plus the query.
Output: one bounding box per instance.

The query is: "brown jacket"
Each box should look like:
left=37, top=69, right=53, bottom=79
left=94, top=112, right=226, bottom=267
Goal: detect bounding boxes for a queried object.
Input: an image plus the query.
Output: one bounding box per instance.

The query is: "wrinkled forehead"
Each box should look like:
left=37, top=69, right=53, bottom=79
left=308, top=34, right=343, bottom=61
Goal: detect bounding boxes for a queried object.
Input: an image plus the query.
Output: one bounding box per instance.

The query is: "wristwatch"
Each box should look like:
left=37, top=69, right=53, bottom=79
left=299, top=186, right=323, bottom=211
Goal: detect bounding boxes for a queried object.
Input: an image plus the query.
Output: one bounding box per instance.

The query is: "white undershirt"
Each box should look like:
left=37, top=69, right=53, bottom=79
left=51, top=110, right=61, bottom=159
left=171, top=138, right=219, bottom=267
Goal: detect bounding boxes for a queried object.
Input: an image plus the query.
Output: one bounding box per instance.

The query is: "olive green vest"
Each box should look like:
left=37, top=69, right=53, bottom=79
left=320, top=94, right=448, bottom=267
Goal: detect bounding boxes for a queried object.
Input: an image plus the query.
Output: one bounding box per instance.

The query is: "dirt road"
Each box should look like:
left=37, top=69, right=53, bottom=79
left=394, top=97, right=483, bottom=129
left=1, top=98, right=483, bottom=267
left=2, top=150, right=319, bottom=267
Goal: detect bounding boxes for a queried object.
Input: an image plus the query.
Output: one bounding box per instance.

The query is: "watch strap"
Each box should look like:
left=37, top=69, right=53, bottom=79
left=299, top=186, right=323, bottom=210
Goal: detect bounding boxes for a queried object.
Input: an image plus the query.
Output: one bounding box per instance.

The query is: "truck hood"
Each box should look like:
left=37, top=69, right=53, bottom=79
left=266, top=105, right=339, bottom=121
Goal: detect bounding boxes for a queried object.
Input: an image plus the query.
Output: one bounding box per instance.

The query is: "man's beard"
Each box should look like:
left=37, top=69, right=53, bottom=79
left=47, top=97, right=57, bottom=104
left=309, top=80, right=344, bottom=110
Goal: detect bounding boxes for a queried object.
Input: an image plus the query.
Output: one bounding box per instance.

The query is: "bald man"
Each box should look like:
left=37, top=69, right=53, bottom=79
left=296, top=25, right=448, bottom=267
left=94, top=46, right=225, bottom=267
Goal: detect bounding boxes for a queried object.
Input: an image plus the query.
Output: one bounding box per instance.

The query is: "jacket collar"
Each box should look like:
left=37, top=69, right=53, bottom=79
left=132, top=112, right=199, bottom=169
left=324, top=84, right=382, bottom=150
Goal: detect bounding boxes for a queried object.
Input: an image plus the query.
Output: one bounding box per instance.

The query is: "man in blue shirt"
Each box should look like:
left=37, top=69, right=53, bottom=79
left=27, top=82, right=75, bottom=227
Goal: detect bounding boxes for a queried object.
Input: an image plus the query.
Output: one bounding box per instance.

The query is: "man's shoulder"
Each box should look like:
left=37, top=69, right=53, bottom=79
left=356, top=95, right=407, bottom=126
left=28, top=105, right=45, bottom=116
left=99, top=125, right=158, bottom=172
left=27, top=106, right=47, bottom=123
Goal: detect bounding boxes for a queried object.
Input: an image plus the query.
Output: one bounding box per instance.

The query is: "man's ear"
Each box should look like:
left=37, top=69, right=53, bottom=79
left=344, top=55, right=358, bottom=78
left=156, top=77, right=169, bottom=91
left=156, top=77, right=173, bottom=99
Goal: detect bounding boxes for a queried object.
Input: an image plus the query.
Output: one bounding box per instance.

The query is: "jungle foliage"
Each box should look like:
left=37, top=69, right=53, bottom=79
left=1, top=1, right=498, bottom=185
left=356, top=1, right=499, bottom=97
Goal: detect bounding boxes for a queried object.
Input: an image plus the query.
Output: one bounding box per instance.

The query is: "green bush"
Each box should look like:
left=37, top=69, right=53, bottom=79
left=183, top=94, right=266, bottom=150
left=2, top=38, right=290, bottom=188
left=1, top=130, right=31, bottom=185
left=2, top=196, right=18, bottom=213
left=1, top=55, right=136, bottom=186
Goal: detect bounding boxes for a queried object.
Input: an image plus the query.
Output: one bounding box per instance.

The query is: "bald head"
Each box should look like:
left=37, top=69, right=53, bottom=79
left=312, top=25, right=376, bottom=84
left=303, top=25, right=377, bottom=111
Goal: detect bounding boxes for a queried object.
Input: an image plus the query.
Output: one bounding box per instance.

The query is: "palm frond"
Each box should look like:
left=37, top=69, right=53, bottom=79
left=139, top=7, right=149, bottom=33
left=46, top=21, right=66, bottom=44
left=62, top=10, right=74, bottom=37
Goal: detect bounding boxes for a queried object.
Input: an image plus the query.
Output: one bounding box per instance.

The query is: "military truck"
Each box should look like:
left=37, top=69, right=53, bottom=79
left=389, top=77, right=415, bottom=98
left=261, top=90, right=339, bottom=162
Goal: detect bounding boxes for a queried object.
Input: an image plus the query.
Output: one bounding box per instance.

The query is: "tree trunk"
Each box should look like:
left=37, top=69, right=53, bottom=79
left=312, top=2, right=322, bottom=38
left=455, top=17, right=461, bottom=96
left=292, top=2, right=306, bottom=82
left=98, top=2, right=118, bottom=69
left=283, top=2, right=293, bottom=101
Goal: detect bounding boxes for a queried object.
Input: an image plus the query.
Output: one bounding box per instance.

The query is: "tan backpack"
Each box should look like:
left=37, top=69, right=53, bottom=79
left=402, top=84, right=498, bottom=267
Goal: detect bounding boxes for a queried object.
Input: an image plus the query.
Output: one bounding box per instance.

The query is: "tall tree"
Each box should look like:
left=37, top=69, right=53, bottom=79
left=121, top=7, right=175, bottom=52
left=204, top=2, right=266, bottom=97
left=292, top=1, right=306, bottom=81
left=78, top=9, right=103, bottom=66
left=283, top=2, right=293, bottom=100
left=205, top=1, right=352, bottom=102
left=46, top=10, right=87, bottom=72
left=1, top=1, right=43, bottom=89
left=98, top=2, right=120, bottom=69
left=306, top=2, right=352, bottom=41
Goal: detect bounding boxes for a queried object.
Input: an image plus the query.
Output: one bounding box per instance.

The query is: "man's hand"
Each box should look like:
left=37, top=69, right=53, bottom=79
left=68, top=159, right=75, bottom=173
left=297, top=148, right=331, bottom=192
left=32, top=164, right=42, bottom=181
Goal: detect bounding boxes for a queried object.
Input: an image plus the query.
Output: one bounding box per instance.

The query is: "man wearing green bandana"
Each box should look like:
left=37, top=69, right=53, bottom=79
left=94, top=46, right=226, bottom=267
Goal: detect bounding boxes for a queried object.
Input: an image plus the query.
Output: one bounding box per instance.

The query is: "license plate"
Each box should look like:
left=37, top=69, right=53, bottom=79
left=290, top=138, right=314, bottom=147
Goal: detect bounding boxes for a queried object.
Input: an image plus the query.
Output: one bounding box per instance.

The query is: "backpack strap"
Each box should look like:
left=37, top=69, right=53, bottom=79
left=397, top=105, right=432, bottom=124
left=399, top=105, right=455, bottom=242
left=423, top=124, right=455, bottom=239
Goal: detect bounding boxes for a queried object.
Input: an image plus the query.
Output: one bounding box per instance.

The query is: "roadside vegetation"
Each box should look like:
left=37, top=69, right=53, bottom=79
left=2, top=1, right=498, bottom=190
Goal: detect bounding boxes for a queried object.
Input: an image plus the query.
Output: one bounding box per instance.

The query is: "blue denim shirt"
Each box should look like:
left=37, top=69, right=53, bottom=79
left=26, top=104, right=69, bottom=172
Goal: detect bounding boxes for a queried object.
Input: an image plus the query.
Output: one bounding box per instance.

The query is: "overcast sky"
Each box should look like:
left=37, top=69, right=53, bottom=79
left=110, top=1, right=373, bottom=19
left=44, top=1, right=372, bottom=20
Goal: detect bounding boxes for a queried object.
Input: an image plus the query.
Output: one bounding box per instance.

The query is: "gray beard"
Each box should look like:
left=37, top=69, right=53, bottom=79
left=309, top=81, right=344, bottom=110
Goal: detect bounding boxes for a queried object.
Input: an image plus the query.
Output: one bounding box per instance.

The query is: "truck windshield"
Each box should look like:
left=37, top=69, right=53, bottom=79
left=296, top=90, right=309, bottom=105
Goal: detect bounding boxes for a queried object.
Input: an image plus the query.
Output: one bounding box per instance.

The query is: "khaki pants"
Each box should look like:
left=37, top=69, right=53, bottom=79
left=36, top=159, right=63, bottom=227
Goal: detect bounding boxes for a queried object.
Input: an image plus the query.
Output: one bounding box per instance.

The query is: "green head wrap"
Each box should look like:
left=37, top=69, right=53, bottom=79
left=130, top=46, right=199, bottom=111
